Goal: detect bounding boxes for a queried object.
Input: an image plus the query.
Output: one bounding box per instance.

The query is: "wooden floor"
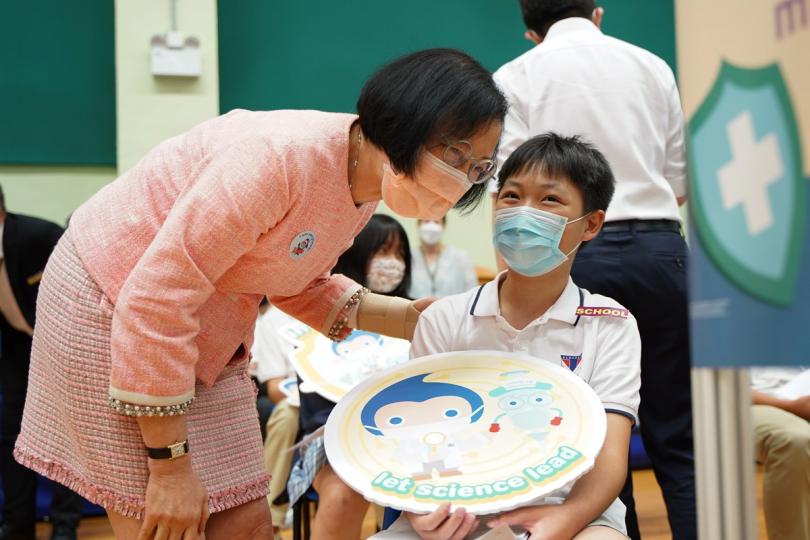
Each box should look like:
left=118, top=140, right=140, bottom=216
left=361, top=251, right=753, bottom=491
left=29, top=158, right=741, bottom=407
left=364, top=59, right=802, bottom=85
left=34, top=469, right=768, bottom=539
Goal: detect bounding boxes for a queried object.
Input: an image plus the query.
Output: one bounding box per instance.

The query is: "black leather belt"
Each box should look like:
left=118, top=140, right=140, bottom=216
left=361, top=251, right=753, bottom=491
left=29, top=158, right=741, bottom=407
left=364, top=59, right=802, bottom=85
left=601, top=219, right=681, bottom=234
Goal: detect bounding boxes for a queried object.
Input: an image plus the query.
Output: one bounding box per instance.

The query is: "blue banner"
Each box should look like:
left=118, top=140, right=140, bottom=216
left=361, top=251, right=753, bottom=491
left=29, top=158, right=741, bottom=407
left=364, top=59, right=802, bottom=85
left=689, top=62, right=810, bottom=367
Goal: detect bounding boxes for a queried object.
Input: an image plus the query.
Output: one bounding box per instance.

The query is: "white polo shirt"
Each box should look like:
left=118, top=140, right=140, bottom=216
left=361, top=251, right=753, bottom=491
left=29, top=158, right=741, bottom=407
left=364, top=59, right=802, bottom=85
left=493, top=17, right=687, bottom=222
left=249, top=306, right=296, bottom=383
left=411, top=275, right=641, bottom=424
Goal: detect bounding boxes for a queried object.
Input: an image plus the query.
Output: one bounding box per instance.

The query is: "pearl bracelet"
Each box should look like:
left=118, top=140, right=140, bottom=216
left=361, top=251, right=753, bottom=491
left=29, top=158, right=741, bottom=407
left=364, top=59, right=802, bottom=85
left=109, top=397, right=194, bottom=417
left=327, top=287, right=369, bottom=341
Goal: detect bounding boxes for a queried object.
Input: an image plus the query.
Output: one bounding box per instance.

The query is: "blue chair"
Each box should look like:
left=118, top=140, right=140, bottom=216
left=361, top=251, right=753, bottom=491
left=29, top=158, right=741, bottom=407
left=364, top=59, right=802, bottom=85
left=382, top=507, right=402, bottom=530
left=0, top=476, right=105, bottom=521
left=292, top=487, right=319, bottom=540
left=629, top=429, right=651, bottom=470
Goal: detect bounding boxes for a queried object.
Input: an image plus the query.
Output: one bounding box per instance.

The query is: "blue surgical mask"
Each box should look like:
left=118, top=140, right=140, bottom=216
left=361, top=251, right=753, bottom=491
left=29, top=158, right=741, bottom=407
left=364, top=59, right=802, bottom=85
left=493, top=206, right=587, bottom=277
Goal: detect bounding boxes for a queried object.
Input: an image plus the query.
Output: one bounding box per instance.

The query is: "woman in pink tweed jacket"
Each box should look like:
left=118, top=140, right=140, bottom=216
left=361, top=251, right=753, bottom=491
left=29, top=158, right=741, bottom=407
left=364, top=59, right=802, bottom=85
left=15, top=49, right=506, bottom=539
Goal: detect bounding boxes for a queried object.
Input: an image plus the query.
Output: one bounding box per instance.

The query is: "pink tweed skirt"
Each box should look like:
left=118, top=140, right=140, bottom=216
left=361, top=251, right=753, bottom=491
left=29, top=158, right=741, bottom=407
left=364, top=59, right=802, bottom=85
left=14, top=230, right=269, bottom=519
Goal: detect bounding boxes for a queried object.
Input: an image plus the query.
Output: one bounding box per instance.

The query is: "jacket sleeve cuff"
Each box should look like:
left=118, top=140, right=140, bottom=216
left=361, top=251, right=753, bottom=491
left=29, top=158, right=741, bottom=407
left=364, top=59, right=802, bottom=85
left=109, top=386, right=195, bottom=407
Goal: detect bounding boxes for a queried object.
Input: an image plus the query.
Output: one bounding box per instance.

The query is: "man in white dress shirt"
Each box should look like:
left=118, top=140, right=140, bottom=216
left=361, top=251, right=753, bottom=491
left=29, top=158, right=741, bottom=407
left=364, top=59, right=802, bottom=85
left=492, top=2, right=694, bottom=538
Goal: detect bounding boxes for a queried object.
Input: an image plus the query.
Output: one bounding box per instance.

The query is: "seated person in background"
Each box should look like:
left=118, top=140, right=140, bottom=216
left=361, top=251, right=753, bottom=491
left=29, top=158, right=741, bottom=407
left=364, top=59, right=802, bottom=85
left=375, top=133, right=640, bottom=540
left=750, top=367, right=810, bottom=540
left=290, top=214, right=413, bottom=540
left=409, top=216, right=479, bottom=298
left=253, top=299, right=300, bottom=538
left=250, top=297, right=297, bottom=440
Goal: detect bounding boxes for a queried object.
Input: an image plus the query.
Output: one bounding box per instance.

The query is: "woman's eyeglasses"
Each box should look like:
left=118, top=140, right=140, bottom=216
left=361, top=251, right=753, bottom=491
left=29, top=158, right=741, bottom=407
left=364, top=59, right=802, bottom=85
left=436, top=139, right=497, bottom=185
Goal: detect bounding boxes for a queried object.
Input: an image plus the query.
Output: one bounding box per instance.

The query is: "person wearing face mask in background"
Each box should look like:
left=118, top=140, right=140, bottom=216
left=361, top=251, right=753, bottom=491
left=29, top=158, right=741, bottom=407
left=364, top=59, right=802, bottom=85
left=409, top=216, right=479, bottom=298
left=375, top=134, right=640, bottom=540
left=262, top=215, right=412, bottom=539
left=16, top=48, right=505, bottom=540
left=286, top=214, right=413, bottom=540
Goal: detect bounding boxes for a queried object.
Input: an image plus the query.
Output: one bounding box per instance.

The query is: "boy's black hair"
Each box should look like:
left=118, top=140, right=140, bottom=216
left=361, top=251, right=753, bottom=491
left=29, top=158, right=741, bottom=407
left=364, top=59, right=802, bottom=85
left=497, top=132, right=615, bottom=213
left=332, top=214, right=412, bottom=298
left=518, top=0, right=596, bottom=37
left=357, top=48, right=507, bottom=212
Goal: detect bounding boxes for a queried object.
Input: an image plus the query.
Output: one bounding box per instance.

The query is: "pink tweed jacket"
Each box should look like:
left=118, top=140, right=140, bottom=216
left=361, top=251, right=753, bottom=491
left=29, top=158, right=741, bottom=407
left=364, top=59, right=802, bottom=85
left=69, top=110, right=376, bottom=406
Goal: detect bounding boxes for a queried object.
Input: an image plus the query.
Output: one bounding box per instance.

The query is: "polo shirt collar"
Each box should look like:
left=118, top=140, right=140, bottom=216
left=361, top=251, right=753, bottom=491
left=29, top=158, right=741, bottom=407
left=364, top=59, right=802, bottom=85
left=470, top=274, right=581, bottom=326
left=547, top=278, right=581, bottom=325
left=468, top=271, right=505, bottom=317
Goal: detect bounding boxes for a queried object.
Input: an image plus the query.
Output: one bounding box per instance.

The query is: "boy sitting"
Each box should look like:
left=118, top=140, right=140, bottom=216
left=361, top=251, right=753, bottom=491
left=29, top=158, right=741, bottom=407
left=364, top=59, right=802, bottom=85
left=375, top=133, right=640, bottom=539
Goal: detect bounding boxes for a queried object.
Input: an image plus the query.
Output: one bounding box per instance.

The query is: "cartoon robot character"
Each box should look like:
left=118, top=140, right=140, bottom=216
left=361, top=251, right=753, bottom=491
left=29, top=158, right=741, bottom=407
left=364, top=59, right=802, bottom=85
left=361, top=373, right=486, bottom=481
left=488, top=370, right=563, bottom=445
left=332, top=331, right=385, bottom=386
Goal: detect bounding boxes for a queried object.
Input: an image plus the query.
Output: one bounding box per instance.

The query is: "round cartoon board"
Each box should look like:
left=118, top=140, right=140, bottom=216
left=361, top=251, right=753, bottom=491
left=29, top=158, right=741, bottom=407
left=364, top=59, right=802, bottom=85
left=324, top=350, right=607, bottom=515
left=278, top=320, right=410, bottom=403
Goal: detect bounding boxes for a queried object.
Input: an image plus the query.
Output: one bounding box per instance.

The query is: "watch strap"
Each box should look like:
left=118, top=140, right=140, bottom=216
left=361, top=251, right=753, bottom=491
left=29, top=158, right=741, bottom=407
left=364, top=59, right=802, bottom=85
left=146, top=440, right=189, bottom=460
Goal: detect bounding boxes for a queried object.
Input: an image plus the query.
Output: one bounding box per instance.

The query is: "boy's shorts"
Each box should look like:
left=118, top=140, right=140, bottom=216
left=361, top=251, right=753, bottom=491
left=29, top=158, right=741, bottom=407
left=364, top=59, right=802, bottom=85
left=370, top=497, right=628, bottom=539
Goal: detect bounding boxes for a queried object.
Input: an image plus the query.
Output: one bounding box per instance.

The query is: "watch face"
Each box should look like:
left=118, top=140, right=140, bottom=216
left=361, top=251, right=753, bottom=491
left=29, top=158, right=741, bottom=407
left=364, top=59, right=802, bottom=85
left=169, top=442, right=186, bottom=459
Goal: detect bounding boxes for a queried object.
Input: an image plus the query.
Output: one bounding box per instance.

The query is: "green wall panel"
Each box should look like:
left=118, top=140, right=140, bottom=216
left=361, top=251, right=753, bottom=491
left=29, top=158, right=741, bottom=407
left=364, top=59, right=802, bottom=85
left=0, top=2, right=116, bottom=165
left=600, top=0, right=677, bottom=73
left=219, top=0, right=676, bottom=114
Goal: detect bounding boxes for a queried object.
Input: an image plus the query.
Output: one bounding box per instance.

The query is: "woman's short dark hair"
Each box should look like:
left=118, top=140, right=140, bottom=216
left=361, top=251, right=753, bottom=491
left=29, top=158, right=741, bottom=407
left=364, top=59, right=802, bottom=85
left=497, top=132, right=615, bottom=213
left=519, top=0, right=596, bottom=37
left=332, top=214, right=413, bottom=298
left=357, top=48, right=507, bottom=212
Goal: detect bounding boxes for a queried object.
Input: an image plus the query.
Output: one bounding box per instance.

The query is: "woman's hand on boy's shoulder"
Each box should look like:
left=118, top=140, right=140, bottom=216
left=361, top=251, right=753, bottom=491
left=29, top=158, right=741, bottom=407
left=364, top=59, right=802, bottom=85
left=411, top=296, right=438, bottom=313
left=405, top=502, right=479, bottom=540
left=487, top=504, right=576, bottom=540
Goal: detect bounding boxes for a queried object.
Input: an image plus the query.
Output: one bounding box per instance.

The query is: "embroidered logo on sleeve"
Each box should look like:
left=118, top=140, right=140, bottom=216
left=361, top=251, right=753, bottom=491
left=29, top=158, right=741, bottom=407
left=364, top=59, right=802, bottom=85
left=575, top=306, right=629, bottom=319
left=290, top=231, right=316, bottom=260
left=560, top=354, right=582, bottom=372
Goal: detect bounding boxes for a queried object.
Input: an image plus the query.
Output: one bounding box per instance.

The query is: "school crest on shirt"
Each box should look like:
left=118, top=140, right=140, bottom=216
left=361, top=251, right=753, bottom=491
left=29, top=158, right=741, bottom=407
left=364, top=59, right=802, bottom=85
left=289, top=231, right=316, bottom=260
left=560, top=354, right=582, bottom=372
left=688, top=61, right=805, bottom=307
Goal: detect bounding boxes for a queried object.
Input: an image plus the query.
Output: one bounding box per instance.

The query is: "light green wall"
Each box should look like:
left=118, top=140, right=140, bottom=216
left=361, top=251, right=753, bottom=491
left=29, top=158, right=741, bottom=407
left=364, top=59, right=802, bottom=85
left=0, top=166, right=117, bottom=225
left=115, top=0, right=219, bottom=172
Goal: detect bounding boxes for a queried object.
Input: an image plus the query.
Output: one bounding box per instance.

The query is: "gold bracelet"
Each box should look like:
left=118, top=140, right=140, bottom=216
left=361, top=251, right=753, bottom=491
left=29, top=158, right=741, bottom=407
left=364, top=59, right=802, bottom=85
left=327, top=287, right=369, bottom=341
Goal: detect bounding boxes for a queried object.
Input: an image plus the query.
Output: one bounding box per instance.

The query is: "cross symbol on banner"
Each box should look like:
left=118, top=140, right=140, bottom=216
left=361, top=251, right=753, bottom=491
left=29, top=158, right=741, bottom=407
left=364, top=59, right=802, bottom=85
left=717, top=111, right=784, bottom=235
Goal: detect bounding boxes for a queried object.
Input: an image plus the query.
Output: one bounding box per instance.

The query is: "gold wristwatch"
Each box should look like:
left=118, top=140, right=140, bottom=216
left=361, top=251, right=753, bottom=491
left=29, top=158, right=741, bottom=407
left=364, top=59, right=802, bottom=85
left=146, top=440, right=189, bottom=460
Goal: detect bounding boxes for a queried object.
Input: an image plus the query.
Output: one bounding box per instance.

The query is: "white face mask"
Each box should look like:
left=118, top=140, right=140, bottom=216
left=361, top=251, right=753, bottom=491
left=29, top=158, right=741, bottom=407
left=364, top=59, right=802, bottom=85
left=366, top=256, right=406, bottom=293
left=419, top=221, right=444, bottom=246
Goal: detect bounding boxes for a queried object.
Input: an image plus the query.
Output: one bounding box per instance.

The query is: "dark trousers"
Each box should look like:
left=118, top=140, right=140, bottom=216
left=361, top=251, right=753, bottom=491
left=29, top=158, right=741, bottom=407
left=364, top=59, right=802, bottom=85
left=0, top=329, right=36, bottom=532
left=48, top=484, right=83, bottom=530
left=252, top=376, right=275, bottom=441
left=1, top=326, right=83, bottom=532
left=571, top=226, right=696, bottom=540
